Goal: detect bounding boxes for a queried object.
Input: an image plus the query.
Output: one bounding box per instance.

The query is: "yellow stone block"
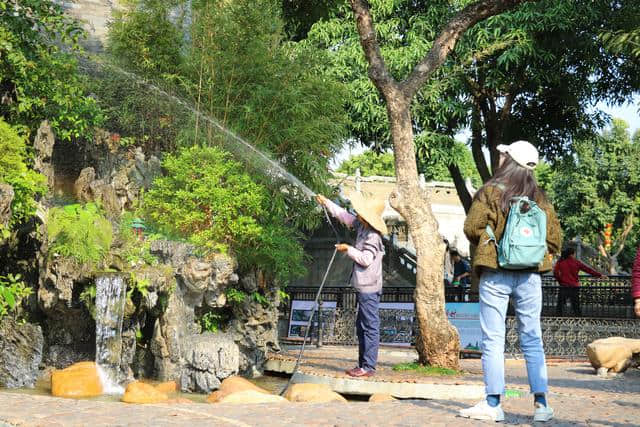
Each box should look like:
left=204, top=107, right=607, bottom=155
left=51, top=361, right=103, bottom=398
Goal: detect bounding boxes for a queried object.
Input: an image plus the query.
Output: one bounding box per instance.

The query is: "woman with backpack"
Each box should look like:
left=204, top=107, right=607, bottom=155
left=459, top=141, right=562, bottom=423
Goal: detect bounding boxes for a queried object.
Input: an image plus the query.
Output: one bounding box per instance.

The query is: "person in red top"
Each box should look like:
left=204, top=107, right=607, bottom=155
left=554, top=247, right=605, bottom=316
left=632, top=246, right=640, bottom=318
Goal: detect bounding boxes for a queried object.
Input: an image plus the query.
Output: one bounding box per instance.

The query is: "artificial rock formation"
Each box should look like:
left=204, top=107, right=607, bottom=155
left=0, top=318, right=44, bottom=388
left=283, top=383, right=347, bottom=403
left=149, top=240, right=241, bottom=393
left=0, top=183, right=13, bottom=230
left=586, top=337, right=640, bottom=376
left=230, top=272, right=281, bottom=376
left=51, top=361, right=103, bottom=398
left=34, top=121, right=56, bottom=191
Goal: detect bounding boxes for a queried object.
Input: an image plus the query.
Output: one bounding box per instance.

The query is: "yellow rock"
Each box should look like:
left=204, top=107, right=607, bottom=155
left=51, top=361, right=103, bottom=398
left=121, top=381, right=169, bottom=404
left=216, top=390, right=288, bottom=404
left=369, top=393, right=395, bottom=402
left=283, top=383, right=347, bottom=403
left=207, top=376, right=270, bottom=403
left=155, top=381, right=178, bottom=394
left=586, top=337, right=640, bottom=374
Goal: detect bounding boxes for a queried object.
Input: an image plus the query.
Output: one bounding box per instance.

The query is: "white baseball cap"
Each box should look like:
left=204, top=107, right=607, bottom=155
left=496, top=140, right=539, bottom=170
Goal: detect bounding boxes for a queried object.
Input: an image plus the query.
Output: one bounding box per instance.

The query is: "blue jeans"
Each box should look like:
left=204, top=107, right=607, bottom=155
left=356, top=291, right=380, bottom=371
left=479, top=270, right=548, bottom=395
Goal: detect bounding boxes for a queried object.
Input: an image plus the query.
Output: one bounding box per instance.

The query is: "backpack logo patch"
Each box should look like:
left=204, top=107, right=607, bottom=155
left=520, top=226, right=533, bottom=237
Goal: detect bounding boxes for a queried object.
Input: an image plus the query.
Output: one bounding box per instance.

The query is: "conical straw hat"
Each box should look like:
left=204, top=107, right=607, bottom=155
left=348, top=192, right=388, bottom=235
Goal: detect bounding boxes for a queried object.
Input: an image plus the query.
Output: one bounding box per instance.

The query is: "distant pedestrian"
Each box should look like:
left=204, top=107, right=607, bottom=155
left=553, top=247, right=604, bottom=316
left=460, top=141, right=562, bottom=423
left=316, top=192, right=386, bottom=378
left=632, top=246, right=640, bottom=318
left=450, top=249, right=471, bottom=286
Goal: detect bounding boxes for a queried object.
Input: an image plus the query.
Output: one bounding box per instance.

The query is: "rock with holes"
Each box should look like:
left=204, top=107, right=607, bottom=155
left=586, top=337, right=640, bottom=376
left=179, top=333, right=240, bottom=393
left=0, top=318, right=44, bottom=388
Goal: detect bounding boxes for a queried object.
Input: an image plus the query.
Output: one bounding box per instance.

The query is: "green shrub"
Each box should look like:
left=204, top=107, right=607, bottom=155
left=47, top=203, right=113, bottom=266
left=0, top=273, right=32, bottom=319
left=0, top=119, right=47, bottom=229
left=144, top=146, right=306, bottom=282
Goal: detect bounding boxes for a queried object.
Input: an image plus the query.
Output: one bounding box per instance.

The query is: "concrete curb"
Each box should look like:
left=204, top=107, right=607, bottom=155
left=290, top=372, right=485, bottom=400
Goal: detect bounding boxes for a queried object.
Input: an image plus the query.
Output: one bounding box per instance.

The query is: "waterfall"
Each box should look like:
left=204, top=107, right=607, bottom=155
left=94, top=273, right=127, bottom=394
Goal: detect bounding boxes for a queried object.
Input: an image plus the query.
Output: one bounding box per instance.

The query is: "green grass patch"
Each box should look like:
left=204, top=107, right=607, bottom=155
left=392, top=362, right=460, bottom=376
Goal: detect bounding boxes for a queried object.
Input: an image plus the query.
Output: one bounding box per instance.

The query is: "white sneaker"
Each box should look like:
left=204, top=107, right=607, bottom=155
left=533, top=403, right=554, bottom=422
left=459, top=400, right=505, bottom=422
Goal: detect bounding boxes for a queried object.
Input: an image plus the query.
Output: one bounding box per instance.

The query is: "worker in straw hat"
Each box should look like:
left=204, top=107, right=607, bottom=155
left=316, top=192, right=387, bottom=378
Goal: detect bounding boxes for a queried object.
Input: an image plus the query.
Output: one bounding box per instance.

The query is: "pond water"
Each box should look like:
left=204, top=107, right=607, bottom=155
left=1, top=374, right=290, bottom=403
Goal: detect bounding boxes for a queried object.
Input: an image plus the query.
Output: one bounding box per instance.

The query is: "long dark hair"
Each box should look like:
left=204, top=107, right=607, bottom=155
left=474, top=154, right=548, bottom=213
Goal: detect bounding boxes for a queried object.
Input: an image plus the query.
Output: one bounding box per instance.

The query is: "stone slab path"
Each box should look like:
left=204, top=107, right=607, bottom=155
left=1, top=345, right=639, bottom=426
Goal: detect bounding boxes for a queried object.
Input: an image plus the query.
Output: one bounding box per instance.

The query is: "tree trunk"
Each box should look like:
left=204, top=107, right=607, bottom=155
left=348, top=0, right=538, bottom=370
left=386, top=93, right=460, bottom=369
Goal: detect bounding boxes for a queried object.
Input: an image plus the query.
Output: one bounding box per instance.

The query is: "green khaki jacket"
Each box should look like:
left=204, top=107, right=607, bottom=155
left=463, top=185, right=562, bottom=278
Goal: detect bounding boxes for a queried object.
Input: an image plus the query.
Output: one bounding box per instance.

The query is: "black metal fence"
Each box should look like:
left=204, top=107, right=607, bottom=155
left=287, top=275, right=634, bottom=319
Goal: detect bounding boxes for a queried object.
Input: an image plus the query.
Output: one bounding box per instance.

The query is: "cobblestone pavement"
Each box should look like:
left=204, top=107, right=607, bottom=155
left=1, top=346, right=638, bottom=426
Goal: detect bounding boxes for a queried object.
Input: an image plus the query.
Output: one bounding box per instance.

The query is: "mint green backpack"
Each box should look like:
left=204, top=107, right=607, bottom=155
left=486, top=196, right=547, bottom=270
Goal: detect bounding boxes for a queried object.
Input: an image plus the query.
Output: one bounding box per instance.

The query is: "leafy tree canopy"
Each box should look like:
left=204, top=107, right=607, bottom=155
left=293, top=0, right=640, bottom=194
left=548, top=119, right=640, bottom=271
left=0, top=0, right=102, bottom=139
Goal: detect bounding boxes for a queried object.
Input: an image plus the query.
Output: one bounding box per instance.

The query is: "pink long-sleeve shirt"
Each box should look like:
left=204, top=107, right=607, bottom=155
left=324, top=199, right=385, bottom=293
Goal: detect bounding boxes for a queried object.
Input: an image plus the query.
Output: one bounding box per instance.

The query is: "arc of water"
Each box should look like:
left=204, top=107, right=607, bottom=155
left=79, top=55, right=317, bottom=200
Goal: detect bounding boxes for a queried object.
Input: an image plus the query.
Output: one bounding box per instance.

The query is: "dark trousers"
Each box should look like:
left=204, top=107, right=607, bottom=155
left=556, top=286, right=581, bottom=316
left=356, top=291, right=380, bottom=371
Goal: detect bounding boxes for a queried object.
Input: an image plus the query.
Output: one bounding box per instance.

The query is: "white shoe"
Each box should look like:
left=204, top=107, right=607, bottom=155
left=533, top=403, right=554, bottom=422
left=459, top=400, right=505, bottom=422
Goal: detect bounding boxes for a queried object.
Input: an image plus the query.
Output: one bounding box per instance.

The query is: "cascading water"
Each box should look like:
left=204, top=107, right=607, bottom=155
left=94, top=273, right=127, bottom=394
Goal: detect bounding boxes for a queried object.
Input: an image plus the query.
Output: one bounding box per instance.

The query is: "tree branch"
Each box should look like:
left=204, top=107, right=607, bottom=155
left=471, top=105, right=492, bottom=182
left=349, top=0, right=399, bottom=95
left=448, top=163, right=474, bottom=212
left=401, top=0, right=537, bottom=98
left=613, top=213, right=635, bottom=258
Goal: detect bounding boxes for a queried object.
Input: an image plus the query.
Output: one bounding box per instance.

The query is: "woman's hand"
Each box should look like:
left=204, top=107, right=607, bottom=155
left=316, top=194, right=328, bottom=206
left=335, top=243, right=350, bottom=252
left=635, top=299, right=640, bottom=318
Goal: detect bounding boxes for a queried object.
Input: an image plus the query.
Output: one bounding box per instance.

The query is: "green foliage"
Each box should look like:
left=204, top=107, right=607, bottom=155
left=225, top=288, right=248, bottom=304
left=0, top=273, right=32, bottom=319
left=337, top=150, right=395, bottom=177
left=117, top=212, right=159, bottom=267
left=47, top=203, right=113, bottom=266
left=337, top=145, right=481, bottom=185
left=251, top=292, right=269, bottom=307
left=549, top=119, right=640, bottom=270
left=392, top=362, right=459, bottom=376
left=127, top=272, right=150, bottom=300
left=0, top=1, right=102, bottom=139
left=108, top=0, right=184, bottom=77
left=199, top=309, right=230, bottom=333
left=144, top=146, right=306, bottom=282
left=79, top=284, right=96, bottom=318
left=0, top=119, right=47, bottom=228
